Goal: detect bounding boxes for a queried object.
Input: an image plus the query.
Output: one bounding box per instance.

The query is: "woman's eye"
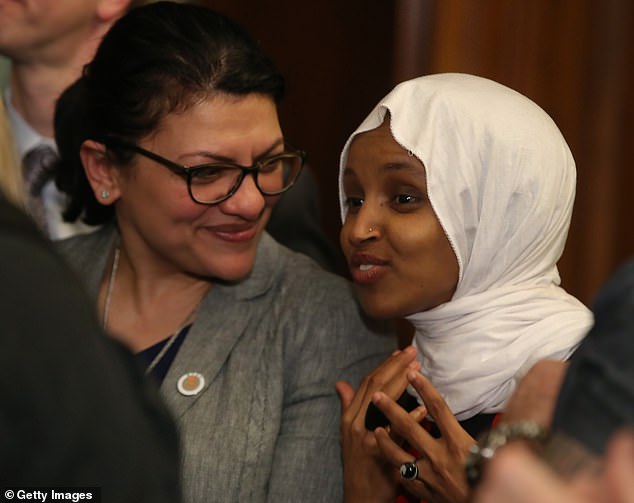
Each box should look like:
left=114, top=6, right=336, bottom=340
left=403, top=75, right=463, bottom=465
left=344, top=197, right=364, bottom=212
left=394, top=194, right=418, bottom=204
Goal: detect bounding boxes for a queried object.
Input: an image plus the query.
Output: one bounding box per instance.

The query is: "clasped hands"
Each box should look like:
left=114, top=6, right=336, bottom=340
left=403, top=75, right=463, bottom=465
left=337, top=346, right=475, bottom=503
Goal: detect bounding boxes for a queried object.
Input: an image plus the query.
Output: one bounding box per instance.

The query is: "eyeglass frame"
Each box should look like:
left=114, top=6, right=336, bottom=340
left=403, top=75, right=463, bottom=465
left=100, top=137, right=306, bottom=205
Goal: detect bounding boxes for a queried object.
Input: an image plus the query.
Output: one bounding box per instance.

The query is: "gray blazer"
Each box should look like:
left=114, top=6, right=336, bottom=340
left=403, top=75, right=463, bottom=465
left=58, top=225, right=394, bottom=502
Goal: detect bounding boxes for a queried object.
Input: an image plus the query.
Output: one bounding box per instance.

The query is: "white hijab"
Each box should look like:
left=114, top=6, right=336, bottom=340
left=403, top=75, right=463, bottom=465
left=338, top=73, right=593, bottom=420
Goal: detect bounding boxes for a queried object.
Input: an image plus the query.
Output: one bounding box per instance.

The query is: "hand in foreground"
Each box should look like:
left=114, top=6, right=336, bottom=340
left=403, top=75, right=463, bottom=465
left=336, top=346, right=423, bottom=503
left=372, top=370, right=475, bottom=503
left=472, top=429, right=634, bottom=503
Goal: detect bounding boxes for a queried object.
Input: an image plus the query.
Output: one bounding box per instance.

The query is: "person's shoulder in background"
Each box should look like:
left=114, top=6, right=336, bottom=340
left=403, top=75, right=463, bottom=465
left=552, top=258, right=634, bottom=456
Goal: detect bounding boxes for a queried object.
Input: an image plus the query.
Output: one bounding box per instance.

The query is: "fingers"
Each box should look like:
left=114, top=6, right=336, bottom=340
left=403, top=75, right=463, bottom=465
left=604, top=429, right=634, bottom=503
left=408, top=370, right=472, bottom=444
left=371, top=391, right=436, bottom=457
left=409, top=404, right=428, bottom=424
left=374, top=428, right=415, bottom=467
left=383, top=403, right=427, bottom=448
left=401, top=479, right=435, bottom=502
left=374, top=426, right=413, bottom=466
left=336, top=380, right=356, bottom=411
left=374, top=429, right=435, bottom=501
left=344, top=346, right=419, bottom=423
left=473, top=444, right=573, bottom=503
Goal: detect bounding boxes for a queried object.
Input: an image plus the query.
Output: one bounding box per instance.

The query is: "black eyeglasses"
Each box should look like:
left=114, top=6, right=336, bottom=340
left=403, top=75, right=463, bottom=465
left=102, top=138, right=306, bottom=205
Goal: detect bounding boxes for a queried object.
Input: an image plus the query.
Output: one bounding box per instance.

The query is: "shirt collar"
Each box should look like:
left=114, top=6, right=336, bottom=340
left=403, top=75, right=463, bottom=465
left=3, top=86, right=56, bottom=157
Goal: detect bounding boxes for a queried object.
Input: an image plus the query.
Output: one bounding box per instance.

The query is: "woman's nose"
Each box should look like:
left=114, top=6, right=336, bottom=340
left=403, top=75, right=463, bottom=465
left=343, top=209, right=381, bottom=245
left=218, top=173, right=266, bottom=220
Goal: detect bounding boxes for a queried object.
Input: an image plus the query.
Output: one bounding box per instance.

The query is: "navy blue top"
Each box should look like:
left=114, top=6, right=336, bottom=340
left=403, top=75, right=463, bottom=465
left=137, top=325, right=191, bottom=383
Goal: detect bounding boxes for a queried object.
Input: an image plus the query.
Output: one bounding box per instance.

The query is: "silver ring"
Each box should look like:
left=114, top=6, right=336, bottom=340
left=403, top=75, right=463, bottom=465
left=399, top=460, right=419, bottom=481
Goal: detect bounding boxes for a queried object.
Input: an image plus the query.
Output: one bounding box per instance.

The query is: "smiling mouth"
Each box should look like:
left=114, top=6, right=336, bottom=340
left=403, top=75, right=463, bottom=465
left=204, top=224, right=258, bottom=243
left=349, top=262, right=388, bottom=285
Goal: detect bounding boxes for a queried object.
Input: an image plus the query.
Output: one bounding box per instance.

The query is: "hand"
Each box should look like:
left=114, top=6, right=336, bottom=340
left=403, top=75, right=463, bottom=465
left=502, top=359, right=568, bottom=426
left=603, top=429, right=634, bottom=503
left=472, top=442, right=576, bottom=503
left=336, top=346, right=421, bottom=503
left=372, top=370, right=475, bottom=503
left=472, top=429, right=634, bottom=503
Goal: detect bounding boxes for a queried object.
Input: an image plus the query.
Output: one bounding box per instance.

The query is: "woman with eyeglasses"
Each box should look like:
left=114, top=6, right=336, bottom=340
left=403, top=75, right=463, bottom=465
left=52, top=2, right=393, bottom=501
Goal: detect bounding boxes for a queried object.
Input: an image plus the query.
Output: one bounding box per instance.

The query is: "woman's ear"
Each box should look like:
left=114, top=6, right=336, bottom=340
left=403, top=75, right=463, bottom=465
left=80, top=140, right=121, bottom=205
left=96, top=0, right=131, bottom=23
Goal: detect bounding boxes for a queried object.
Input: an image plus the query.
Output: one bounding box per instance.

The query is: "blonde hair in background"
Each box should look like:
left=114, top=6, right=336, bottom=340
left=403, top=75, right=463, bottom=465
left=0, top=98, right=24, bottom=207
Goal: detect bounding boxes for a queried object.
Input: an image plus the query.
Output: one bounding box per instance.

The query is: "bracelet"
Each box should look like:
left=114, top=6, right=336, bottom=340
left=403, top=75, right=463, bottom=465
left=464, top=421, right=549, bottom=488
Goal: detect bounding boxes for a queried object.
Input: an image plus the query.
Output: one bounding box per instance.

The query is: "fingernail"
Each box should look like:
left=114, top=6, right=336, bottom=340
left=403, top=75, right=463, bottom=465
left=392, top=349, right=401, bottom=356
left=372, top=392, right=383, bottom=404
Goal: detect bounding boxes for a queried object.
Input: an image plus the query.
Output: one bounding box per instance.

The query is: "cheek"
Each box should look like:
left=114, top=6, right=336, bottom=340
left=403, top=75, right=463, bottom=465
left=399, top=224, right=458, bottom=293
left=128, top=173, right=203, bottom=219
left=173, top=197, right=209, bottom=220
left=339, top=223, right=351, bottom=255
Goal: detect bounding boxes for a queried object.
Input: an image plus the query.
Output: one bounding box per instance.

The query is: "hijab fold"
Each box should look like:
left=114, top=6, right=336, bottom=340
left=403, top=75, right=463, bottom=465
left=339, top=73, right=592, bottom=420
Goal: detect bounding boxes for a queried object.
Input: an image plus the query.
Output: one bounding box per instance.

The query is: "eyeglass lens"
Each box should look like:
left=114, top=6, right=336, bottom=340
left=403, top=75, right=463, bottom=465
left=190, top=155, right=302, bottom=204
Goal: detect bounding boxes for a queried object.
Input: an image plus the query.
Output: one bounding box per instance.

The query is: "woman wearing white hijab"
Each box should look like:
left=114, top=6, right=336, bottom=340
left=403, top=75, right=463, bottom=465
left=336, top=73, right=593, bottom=502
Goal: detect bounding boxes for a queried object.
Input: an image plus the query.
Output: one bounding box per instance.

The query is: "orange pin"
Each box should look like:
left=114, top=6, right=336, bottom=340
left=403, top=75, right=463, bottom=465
left=177, top=372, right=205, bottom=396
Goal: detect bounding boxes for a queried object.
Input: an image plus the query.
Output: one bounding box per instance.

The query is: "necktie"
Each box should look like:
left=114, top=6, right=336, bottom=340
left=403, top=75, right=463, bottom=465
left=22, top=145, right=58, bottom=235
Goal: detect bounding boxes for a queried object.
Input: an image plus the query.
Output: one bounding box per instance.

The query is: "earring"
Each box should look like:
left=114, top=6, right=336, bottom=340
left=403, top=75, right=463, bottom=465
left=100, top=189, right=110, bottom=199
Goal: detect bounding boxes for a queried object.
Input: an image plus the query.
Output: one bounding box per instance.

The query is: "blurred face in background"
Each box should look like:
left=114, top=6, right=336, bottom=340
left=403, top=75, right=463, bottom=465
left=0, top=0, right=112, bottom=64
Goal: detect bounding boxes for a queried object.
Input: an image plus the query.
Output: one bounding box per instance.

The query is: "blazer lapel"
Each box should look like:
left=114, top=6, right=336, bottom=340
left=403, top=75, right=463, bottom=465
left=160, top=233, right=280, bottom=418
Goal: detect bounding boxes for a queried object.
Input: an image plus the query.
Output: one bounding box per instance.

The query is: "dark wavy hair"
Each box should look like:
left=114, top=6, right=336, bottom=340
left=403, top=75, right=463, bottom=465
left=54, top=1, right=285, bottom=225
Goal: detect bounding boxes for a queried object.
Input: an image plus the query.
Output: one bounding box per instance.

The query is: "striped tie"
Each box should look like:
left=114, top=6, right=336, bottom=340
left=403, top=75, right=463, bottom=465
left=22, top=145, right=58, bottom=235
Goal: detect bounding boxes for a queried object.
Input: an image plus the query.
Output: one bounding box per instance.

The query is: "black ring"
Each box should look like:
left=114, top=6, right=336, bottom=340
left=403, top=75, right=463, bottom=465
left=399, top=460, right=419, bottom=481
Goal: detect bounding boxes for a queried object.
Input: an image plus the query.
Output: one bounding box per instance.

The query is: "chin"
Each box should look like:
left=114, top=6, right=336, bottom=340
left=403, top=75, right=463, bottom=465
left=215, top=256, right=258, bottom=282
left=218, top=265, right=255, bottom=283
left=356, top=292, right=406, bottom=320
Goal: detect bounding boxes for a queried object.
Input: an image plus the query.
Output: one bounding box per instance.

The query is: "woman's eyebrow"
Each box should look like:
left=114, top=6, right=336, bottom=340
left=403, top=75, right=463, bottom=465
left=382, top=161, right=422, bottom=172
left=179, top=138, right=285, bottom=164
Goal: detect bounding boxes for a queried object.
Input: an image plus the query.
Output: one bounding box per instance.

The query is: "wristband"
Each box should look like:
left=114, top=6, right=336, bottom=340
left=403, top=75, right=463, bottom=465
left=464, top=421, right=549, bottom=487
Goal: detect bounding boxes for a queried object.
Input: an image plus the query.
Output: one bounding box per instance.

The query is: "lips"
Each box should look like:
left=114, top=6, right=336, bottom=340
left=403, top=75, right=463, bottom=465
left=204, top=223, right=258, bottom=243
left=349, top=253, right=388, bottom=285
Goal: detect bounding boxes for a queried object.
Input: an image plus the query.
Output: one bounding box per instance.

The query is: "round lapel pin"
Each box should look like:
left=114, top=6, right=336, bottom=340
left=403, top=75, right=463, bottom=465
left=177, top=372, right=205, bottom=396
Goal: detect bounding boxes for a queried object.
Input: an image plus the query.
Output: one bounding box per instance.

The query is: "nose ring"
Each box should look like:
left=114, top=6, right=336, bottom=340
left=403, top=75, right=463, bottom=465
left=368, top=227, right=374, bottom=233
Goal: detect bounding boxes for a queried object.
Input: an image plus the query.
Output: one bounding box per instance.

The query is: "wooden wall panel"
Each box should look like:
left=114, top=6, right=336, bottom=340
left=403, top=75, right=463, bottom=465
left=195, top=1, right=634, bottom=305
left=394, top=0, right=634, bottom=304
